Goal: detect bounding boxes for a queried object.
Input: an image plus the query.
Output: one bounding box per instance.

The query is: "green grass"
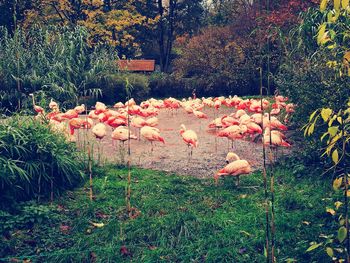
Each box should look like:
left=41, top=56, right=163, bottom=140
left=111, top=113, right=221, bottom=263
left=0, top=165, right=334, bottom=262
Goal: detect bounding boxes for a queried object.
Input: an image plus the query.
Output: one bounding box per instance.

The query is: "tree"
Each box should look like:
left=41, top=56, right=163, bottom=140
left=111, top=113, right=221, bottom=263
left=22, top=0, right=159, bottom=57
left=173, top=26, right=255, bottom=95
left=156, top=0, right=203, bottom=72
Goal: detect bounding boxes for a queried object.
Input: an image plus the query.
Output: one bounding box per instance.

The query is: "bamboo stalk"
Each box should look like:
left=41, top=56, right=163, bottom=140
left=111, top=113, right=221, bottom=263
left=260, top=67, right=270, bottom=263
left=50, top=159, right=54, bottom=204
left=126, top=105, right=132, bottom=212
left=88, top=143, right=93, bottom=202
left=340, top=110, right=350, bottom=262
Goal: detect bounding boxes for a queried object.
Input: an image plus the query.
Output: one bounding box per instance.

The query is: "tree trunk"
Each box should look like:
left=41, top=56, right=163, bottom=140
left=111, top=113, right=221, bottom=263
left=157, top=0, right=166, bottom=72
left=164, top=0, right=176, bottom=72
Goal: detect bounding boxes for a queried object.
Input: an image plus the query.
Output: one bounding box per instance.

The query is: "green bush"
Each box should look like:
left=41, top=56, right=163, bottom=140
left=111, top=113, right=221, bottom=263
left=149, top=72, right=257, bottom=99
left=0, top=26, right=117, bottom=113
left=275, top=7, right=350, bottom=166
left=149, top=73, right=192, bottom=98
left=99, top=73, right=150, bottom=104
left=0, top=115, right=85, bottom=206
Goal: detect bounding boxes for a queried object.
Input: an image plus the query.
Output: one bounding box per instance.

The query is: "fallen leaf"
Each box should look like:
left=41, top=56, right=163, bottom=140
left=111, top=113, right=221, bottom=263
left=90, top=222, right=105, bottom=228
left=326, top=208, right=336, bottom=216
left=302, top=221, right=311, bottom=225
left=335, top=201, right=343, bottom=209
left=306, top=242, right=323, bottom=252
left=238, top=247, right=247, bottom=254
left=60, top=225, right=70, bottom=233
left=9, top=258, right=21, bottom=262
left=239, top=230, right=251, bottom=237
left=148, top=245, right=157, bottom=250
left=95, top=212, right=109, bottom=219
left=90, top=252, right=97, bottom=263
left=120, top=246, right=132, bottom=257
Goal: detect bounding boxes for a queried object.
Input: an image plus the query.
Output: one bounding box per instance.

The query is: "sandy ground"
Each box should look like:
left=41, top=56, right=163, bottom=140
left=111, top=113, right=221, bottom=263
left=73, top=106, right=290, bottom=179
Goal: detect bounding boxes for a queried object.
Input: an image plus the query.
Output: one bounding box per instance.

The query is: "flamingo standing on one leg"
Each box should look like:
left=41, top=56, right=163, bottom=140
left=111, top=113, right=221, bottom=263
left=131, top=116, right=147, bottom=140
left=92, top=123, right=107, bottom=165
left=179, top=124, right=198, bottom=158
left=140, top=126, right=165, bottom=152
left=112, top=126, right=138, bottom=145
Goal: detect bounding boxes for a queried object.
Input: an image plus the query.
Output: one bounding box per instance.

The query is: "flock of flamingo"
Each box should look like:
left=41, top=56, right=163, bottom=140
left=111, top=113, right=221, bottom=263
left=29, top=93, right=295, bottom=185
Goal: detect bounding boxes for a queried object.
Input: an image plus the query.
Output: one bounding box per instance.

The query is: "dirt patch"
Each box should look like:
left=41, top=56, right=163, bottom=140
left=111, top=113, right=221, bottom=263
left=74, top=106, right=292, bottom=179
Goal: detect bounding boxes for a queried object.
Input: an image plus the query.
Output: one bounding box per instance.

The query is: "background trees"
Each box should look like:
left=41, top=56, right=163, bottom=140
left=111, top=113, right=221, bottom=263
left=0, top=0, right=325, bottom=111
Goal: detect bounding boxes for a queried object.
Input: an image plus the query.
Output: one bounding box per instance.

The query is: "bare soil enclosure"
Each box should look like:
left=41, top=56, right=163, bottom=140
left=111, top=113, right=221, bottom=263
left=80, top=106, right=290, bottom=179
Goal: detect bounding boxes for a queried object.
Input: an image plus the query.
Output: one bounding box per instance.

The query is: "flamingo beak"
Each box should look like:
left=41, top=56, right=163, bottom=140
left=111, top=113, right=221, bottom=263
left=225, top=160, right=229, bottom=164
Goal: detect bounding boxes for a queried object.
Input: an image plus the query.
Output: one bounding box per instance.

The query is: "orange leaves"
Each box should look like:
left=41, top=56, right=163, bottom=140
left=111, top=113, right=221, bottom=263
left=23, top=0, right=155, bottom=53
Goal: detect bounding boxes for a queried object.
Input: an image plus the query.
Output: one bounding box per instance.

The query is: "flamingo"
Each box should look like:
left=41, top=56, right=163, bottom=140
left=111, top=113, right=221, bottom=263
left=131, top=116, right=147, bottom=139
left=92, top=123, right=107, bottom=140
left=68, top=118, right=84, bottom=136
left=49, top=99, right=59, bottom=111
left=113, top=102, right=125, bottom=109
left=263, top=127, right=291, bottom=147
left=112, top=126, right=137, bottom=147
left=62, top=109, right=78, bottom=120
left=140, top=126, right=165, bottom=152
left=214, top=154, right=251, bottom=186
left=225, top=152, right=241, bottom=164
left=74, top=104, right=85, bottom=114
left=179, top=124, right=198, bottom=158
left=218, top=125, right=245, bottom=151
left=94, top=102, right=107, bottom=115
left=92, top=123, right=107, bottom=164
left=145, top=117, right=159, bottom=127
left=193, top=110, right=208, bottom=119
left=29, top=93, right=44, bottom=115
left=221, top=115, right=239, bottom=127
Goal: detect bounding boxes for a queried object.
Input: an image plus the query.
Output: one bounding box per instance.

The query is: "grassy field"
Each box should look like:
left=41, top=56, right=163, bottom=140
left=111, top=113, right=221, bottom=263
left=0, top=165, right=334, bottom=262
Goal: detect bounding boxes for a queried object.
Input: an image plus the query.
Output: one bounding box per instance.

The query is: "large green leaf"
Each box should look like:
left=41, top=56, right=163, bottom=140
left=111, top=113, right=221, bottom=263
left=338, top=226, right=347, bottom=243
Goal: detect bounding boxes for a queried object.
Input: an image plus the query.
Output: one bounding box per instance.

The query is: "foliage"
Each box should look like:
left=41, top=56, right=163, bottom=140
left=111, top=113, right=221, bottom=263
left=275, top=6, right=350, bottom=129
left=173, top=26, right=257, bottom=96
left=99, top=73, right=150, bottom=105
left=0, top=201, right=60, bottom=233
left=0, top=165, right=332, bottom=262
left=0, top=26, right=117, bottom=112
left=304, top=102, right=350, bottom=262
left=301, top=1, right=350, bottom=261
left=149, top=72, right=193, bottom=98
left=0, top=115, right=85, bottom=206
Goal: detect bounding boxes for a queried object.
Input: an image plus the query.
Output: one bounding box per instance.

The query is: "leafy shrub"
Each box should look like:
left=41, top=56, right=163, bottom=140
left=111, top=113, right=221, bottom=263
left=0, top=26, right=117, bottom=113
left=0, top=201, right=60, bottom=233
left=172, top=26, right=258, bottom=97
left=276, top=7, right=350, bottom=124
left=0, top=115, right=84, bottom=206
left=99, top=73, right=150, bottom=104
left=275, top=7, right=350, bottom=166
left=149, top=73, right=193, bottom=98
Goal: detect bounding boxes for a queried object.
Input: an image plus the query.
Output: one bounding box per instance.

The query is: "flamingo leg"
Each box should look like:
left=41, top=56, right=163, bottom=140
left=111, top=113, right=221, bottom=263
left=151, top=141, right=153, bottom=153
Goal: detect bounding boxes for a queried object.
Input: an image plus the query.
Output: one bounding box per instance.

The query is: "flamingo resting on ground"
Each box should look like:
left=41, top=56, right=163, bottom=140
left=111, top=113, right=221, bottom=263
left=214, top=153, right=251, bottom=186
